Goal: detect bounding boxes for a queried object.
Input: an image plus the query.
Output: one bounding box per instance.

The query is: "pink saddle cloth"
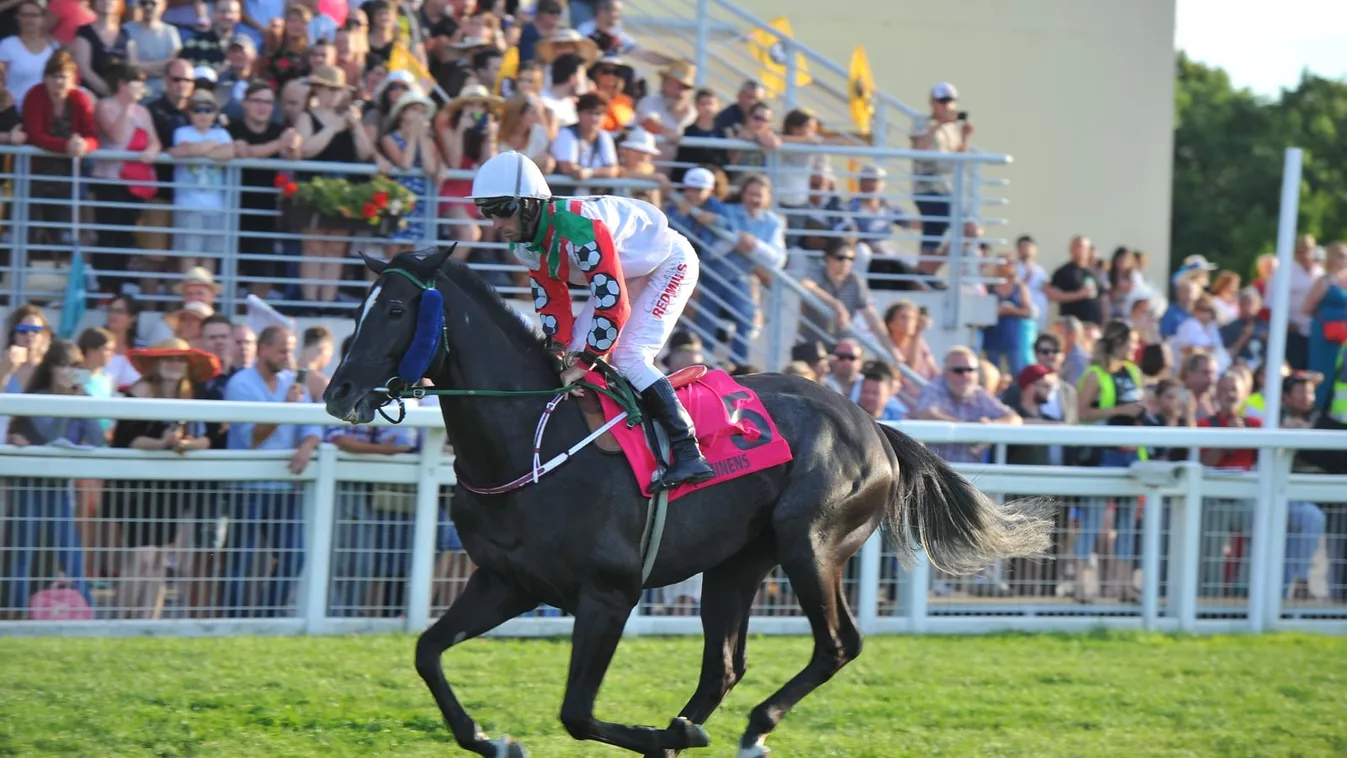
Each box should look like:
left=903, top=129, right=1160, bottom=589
left=588, top=367, right=793, bottom=502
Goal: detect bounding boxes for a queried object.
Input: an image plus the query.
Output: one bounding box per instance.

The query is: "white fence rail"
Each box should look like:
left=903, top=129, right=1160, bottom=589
left=0, top=395, right=1344, bottom=637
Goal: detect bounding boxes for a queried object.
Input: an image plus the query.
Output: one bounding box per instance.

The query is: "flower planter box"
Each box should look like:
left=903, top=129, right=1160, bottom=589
left=279, top=199, right=409, bottom=238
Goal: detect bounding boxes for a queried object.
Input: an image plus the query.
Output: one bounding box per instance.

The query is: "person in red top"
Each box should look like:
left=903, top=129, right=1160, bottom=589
left=21, top=51, right=99, bottom=156
left=1197, top=371, right=1259, bottom=470
left=22, top=50, right=99, bottom=248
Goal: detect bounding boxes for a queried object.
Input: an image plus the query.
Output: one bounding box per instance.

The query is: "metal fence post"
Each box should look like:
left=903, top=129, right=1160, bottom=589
left=1261, top=449, right=1292, bottom=631
left=694, top=0, right=709, bottom=87
left=406, top=427, right=447, bottom=631
left=1172, top=463, right=1202, bottom=632
left=856, top=531, right=881, bottom=635
left=220, top=165, right=242, bottom=315
left=903, top=550, right=930, bottom=633
left=10, top=153, right=31, bottom=302
left=763, top=275, right=783, bottom=370
left=302, top=442, right=338, bottom=632
left=944, top=164, right=967, bottom=330
left=1140, top=484, right=1163, bottom=630
left=783, top=38, right=798, bottom=111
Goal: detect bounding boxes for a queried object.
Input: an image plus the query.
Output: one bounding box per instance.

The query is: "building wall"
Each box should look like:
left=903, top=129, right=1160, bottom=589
left=728, top=0, right=1178, bottom=286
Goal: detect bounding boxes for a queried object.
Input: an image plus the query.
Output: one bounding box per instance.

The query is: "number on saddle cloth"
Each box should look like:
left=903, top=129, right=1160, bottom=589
left=391, top=269, right=445, bottom=383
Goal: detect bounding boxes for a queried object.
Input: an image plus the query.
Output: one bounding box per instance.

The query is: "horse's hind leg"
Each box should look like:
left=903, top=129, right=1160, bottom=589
left=415, top=568, right=537, bottom=757
left=735, top=532, right=864, bottom=757
left=644, top=541, right=779, bottom=758
left=559, top=586, right=712, bottom=755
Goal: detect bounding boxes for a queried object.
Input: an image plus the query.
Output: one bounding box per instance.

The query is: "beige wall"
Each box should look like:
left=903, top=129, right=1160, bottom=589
left=730, top=0, right=1178, bottom=284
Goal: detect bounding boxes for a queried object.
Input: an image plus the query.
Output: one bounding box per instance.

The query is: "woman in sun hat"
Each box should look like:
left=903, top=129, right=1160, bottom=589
left=109, top=338, right=219, bottom=618
left=379, top=89, right=440, bottom=253
left=535, top=27, right=600, bottom=67
left=617, top=126, right=668, bottom=204
left=587, top=53, right=634, bottom=131
left=436, top=83, right=505, bottom=262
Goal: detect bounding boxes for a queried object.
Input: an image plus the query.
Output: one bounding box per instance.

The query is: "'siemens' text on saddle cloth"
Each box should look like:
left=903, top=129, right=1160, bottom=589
left=590, top=369, right=794, bottom=501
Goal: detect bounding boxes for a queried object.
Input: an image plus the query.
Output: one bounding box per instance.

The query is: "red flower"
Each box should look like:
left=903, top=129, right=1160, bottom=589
left=373, top=191, right=389, bottom=208
left=273, top=173, right=290, bottom=188
left=283, top=182, right=298, bottom=198
left=362, top=202, right=378, bottom=219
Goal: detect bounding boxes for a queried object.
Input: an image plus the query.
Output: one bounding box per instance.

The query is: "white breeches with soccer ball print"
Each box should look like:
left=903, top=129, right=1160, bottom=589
left=569, top=238, right=700, bottom=392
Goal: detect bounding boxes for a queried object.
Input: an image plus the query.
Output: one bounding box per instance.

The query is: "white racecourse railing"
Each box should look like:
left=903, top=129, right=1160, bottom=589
left=0, top=394, right=1344, bottom=638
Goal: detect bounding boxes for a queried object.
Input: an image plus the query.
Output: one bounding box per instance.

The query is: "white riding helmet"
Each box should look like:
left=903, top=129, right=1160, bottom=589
left=468, top=151, right=552, bottom=202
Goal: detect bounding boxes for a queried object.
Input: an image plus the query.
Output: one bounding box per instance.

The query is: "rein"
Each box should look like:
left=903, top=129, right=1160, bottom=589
left=370, top=266, right=644, bottom=494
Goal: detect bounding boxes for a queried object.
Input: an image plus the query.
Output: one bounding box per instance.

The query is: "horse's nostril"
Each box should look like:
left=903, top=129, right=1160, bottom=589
left=332, top=381, right=354, bottom=400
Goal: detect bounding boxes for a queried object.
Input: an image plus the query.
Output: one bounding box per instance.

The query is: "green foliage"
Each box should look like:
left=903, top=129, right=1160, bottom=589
left=1173, top=52, right=1347, bottom=280
left=1, top=633, right=1344, bottom=756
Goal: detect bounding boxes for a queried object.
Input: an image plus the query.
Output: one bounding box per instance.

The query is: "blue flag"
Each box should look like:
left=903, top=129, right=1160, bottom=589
left=57, top=249, right=86, bottom=340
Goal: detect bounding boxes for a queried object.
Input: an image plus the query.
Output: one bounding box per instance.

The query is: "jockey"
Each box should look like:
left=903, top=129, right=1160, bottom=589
left=467, top=151, right=715, bottom=488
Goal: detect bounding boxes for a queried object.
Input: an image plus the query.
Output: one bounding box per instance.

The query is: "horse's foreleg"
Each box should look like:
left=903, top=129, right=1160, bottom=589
left=560, top=587, right=712, bottom=755
left=415, top=568, right=537, bottom=757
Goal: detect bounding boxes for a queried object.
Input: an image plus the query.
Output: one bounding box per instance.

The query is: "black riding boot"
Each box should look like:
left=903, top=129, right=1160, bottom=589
left=640, top=376, right=715, bottom=488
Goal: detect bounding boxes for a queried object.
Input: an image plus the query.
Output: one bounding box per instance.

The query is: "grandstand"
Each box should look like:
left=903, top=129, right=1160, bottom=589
left=0, top=0, right=1343, bottom=639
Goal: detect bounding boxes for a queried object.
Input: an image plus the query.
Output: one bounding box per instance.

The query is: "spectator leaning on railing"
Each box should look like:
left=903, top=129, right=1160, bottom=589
left=22, top=51, right=98, bottom=250
left=798, top=238, right=892, bottom=352
left=93, top=63, right=159, bottom=296
left=913, top=345, right=1021, bottom=464
left=222, top=325, right=321, bottom=617
left=1004, top=362, right=1076, bottom=466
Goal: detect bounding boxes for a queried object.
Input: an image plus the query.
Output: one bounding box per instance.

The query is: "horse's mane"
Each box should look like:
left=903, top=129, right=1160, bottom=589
left=413, top=254, right=554, bottom=365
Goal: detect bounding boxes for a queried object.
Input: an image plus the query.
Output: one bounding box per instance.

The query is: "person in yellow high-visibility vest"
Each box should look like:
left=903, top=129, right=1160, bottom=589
left=1331, top=341, right=1347, bottom=423
left=1074, top=319, right=1147, bottom=603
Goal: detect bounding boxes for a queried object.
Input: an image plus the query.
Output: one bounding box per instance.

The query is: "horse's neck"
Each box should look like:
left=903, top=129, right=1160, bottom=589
left=433, top=292, right=567, bottom=483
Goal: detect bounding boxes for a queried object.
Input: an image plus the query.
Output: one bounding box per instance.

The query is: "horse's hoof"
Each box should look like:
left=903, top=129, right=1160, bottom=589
left=668, top=716, right=710, bottom=749
left=486, top=736, right=528, bottom=758
left=736, top=744, right=770, bottom=758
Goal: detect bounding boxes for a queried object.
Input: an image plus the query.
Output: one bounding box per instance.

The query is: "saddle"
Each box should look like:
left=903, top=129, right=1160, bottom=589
left=577, top=364, right=708, bottom=454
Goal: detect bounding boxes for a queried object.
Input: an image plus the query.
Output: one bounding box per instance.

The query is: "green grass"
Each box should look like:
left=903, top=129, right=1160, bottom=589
left=0, top=632, right=1344, bottom=757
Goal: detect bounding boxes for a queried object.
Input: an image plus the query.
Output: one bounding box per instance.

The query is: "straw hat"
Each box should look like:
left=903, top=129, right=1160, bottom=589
left=127, top=338, right=222, bottom=385
left=174, top=266, right=222, bottom=295
left=162, top=300, right=215, bottom=334
left=307, top=65, right=351, bottom=90
left=620, top=127, right=659, bottom=155
left=536, top=28, right=600, bottom=64
left=388, top=90, right=436, bottom=123
left=442, top=84, right=504, bottom=120
left=659, top=60, right=696, bottom=88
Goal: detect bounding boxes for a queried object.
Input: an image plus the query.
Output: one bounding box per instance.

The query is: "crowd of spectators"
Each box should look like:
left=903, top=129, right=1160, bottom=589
left=0, top=0, right=984, bottom=333
left=0, top=0, right=1343, bottom=618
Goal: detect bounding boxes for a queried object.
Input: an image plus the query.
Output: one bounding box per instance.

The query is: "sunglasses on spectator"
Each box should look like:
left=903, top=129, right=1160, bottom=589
left=751, top=114, right=769, bottom=122
left=190, top=105, right=218, bottom=114
left=14, top=324, right=44, bottom=333
left=596, top=67, right=618, bottom=76
left=245, top=97, right=275, bottom=105
left=948, top=366, right=977, bottom=375
left=828, top=254, right=855, bottom=262
left=1036, top=347, right=1059, bottom=355
left=832, top=353, right=857, bottom=361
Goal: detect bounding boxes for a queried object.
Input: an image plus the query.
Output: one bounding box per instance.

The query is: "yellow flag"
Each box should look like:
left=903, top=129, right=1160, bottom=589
left=495, top=46, right=519, bottom=96
left=389, top=42, right=432, bottom=84
left=747, top=17, right=811, bottom=98
left=847, top=159, right=860, bottom=195
left=848, top=45, right=874, bottom=135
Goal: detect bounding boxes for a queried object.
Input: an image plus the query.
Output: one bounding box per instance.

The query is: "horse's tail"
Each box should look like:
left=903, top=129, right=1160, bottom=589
left=877, top=422, right=1054, bottom=575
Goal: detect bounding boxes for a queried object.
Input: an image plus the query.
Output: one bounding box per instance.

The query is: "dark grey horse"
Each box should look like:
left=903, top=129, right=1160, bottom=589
left=323, top=247, right=1053, bottom=758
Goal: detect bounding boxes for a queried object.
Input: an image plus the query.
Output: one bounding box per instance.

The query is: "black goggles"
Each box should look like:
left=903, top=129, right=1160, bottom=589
left=476, top=197, right=520, bottom=219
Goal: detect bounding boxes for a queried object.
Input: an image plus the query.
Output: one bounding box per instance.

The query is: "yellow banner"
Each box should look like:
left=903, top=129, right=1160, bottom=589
left=496, top=46, right=519, bottom=96
left=848, top=45, right=874, bottom=135
left=389, top=42, right=432, bottom=84
left=747, top=16, right=812, bottom=98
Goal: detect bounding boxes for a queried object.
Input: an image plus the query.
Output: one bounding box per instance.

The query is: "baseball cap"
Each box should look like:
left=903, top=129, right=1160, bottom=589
left=1171, top=254, right=1217, bottom=285
left=931, top=82, right=958, bottom=101
left=1017, top=363, right=1053, bottom=391
left=858, top=163, right=887, bottom=180
left=683, top=167, right=715, bottom=190
left=228, top=33, right=256, bottom=53
left=193, top=65, right=218, bottom=84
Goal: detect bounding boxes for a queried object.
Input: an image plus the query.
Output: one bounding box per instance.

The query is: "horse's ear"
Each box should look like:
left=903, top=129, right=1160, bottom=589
left=360, top=251, right=388, bottom=275
left=420, top=244, right=455, bottom=273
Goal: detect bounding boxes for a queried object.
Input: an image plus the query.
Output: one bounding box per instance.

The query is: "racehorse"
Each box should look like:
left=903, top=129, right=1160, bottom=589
left=324, top=245, right=1054, bottom=758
